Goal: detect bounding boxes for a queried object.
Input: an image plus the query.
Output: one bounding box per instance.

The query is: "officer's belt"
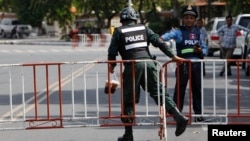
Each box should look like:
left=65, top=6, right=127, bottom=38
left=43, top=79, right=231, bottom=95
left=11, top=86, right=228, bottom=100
left=123, top=58, right=151, bottom=66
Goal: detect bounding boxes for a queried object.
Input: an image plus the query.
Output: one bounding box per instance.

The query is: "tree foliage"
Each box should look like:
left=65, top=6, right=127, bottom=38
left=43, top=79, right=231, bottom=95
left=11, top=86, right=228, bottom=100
left=78, top=0, right=125, bottom=28
left=0, top=0, right=172, bottom=28
left=0, top=0, right=75, bottom=29
left=0, top=0, right=248, bottom=32
left=11, top=0, right=74, bottom=28
left=226, top=0, right=250, bottom=16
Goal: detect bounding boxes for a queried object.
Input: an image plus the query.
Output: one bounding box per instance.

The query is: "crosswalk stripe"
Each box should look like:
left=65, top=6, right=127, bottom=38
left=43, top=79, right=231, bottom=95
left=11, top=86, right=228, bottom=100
left=0, top=50, right=10, bottom=53
left=38, top=49, right=48, bottom=52
left=27, top=50, right=35, bottom=53
left=13, top=50, right=22, bottom=52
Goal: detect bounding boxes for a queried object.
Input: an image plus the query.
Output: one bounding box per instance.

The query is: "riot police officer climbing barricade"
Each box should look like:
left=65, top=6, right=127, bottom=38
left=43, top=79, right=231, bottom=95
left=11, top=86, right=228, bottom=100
left=107, top=6, right=189, bottom=141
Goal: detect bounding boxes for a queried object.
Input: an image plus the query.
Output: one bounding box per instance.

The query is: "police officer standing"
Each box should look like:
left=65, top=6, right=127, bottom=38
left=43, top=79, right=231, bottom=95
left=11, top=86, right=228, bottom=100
left=107, top=6, right=189, bottom=141
left=161, top=5, right=207, bottom=122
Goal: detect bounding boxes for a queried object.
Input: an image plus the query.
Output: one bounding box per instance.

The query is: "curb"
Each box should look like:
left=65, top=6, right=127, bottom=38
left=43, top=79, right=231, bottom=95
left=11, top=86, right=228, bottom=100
left=0, top=37, right=72, bottom=46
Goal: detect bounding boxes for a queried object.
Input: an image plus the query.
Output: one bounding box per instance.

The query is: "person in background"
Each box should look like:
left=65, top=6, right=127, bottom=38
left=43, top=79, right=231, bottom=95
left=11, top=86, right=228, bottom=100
left=109, top=25, right=115, bottom=35
left=196, top=19, right=207, bottom=43
left=11, top=26, right=18, bottom=38
left=107, top=6, right=188, bottom=141
left=69, top=24, right=79, bottom=48
left=217, top=15, right=250, bottom=76
left=69, top=26, right=79, bottom=40
left=196, top=18, right=208, bottom=76
left=161, top=5, right=207, bottom=122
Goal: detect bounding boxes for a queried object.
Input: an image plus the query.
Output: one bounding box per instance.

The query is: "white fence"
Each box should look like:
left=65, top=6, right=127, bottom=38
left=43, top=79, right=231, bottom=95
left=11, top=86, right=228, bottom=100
left=73, top=34, right=111, bottom=47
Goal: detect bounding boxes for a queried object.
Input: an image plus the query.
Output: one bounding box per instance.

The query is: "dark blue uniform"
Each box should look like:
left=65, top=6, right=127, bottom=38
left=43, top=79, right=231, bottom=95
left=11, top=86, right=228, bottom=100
left=161, top=26, right=207, bottom=115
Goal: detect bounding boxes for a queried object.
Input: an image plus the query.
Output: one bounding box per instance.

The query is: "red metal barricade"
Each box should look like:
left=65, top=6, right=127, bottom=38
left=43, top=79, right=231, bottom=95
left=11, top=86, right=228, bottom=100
left=162, top=59, right=250, bottom=125
left=0, top=60, right=168, bottom=140
left=1, top=58, right=250, bottom=140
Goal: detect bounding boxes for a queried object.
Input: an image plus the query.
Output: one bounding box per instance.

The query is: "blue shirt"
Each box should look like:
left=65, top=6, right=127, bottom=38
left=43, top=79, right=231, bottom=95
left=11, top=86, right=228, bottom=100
left=217, top=24, right=250, bottom=48
left=161, top=26, right=207, bottom=59
left=199, top=27, right=207, bottom=43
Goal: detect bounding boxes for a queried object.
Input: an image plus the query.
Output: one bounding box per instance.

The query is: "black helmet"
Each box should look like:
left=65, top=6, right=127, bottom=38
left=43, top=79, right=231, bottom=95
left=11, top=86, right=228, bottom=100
left=182, top=5, right=198, bottom=18
left=120, top=7, right=139, bottom=22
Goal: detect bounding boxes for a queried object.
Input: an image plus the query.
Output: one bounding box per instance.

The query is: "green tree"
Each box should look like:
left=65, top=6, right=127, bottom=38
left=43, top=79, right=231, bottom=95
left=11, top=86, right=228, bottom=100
left=226, top=0, right=250, bottom=16
left=88, top=0, right=125, bottom=28
left=0, top=0, right=76, bottom=33
left=0, top=0, right=12, bottom=12
left=0, top=0, right=173, bottom=29
left=12, top=0, right=74, bottom=29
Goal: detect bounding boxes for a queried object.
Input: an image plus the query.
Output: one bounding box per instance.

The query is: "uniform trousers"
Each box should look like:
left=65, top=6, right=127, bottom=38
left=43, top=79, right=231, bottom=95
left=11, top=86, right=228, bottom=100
left=173, top=62, right=202, bottom=114
left=220, top=47, right=234, bottom=74
left=121, top=61, right=176, bottom=122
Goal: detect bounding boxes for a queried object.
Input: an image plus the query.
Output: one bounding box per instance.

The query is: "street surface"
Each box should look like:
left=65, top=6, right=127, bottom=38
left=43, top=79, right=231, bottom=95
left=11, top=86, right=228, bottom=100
left=0, top=125, right=207, bottom=141
left=0, top=37, right=248, bottom=141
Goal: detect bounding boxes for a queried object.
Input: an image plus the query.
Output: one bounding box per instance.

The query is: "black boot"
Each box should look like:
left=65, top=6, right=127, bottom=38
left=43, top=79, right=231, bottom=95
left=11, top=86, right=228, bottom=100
left=117, top=133, right=133, bottom=141
left=219, top=71, right=224, bottom=76
left=170, top=107, right=189, bottom=136
left=118, top=126, right=134, bottom=141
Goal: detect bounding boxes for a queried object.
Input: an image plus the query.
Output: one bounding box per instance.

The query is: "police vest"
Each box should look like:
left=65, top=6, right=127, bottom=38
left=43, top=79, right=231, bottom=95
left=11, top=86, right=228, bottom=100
left=117, top=24, right=150, bottom=60
left=176, top=26, right=201, bottom=58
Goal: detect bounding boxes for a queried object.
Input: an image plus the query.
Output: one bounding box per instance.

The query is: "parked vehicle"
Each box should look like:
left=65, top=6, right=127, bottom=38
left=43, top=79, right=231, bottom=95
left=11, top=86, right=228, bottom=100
left=0, top=18, right=32, bottom=38
left=244, top=24, right=250, bottom=76
left=40, top=21, right=60, bottom=37
left=235, top=14, right=250, bottom=69
left=205, top=17, right=226, bottom=56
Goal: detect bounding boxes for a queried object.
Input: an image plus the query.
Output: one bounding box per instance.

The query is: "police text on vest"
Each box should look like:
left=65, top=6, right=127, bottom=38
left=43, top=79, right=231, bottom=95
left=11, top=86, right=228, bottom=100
left=125, top=35, right=144, bottom=43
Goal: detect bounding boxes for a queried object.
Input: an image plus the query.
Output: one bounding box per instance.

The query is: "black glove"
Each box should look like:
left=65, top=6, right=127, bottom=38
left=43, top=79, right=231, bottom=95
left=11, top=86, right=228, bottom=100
left=194, top=45, right=204, bottom=59
left=194, top=45, right=202, bottom=54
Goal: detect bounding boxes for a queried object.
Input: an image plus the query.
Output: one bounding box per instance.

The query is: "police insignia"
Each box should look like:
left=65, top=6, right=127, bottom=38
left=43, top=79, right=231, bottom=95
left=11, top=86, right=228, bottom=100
left=189, top=33, right=196, bottom=39
left=187, top=5, right=192, bottom=10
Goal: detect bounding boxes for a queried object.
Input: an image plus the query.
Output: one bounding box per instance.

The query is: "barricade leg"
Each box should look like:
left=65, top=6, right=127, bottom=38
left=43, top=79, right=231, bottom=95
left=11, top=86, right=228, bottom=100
left=85, top=34, right=94, bottom=47
left=158, top=106, right=165, bottom=140
left=23, top=63, right=63, bottom=129
left=99, top=34, right=107, bottom=47
left=71, top=34, right=79, bottom=48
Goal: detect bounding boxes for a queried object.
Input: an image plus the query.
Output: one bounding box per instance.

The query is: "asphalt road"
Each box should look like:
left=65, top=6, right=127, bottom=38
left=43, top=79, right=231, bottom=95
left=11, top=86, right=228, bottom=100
left=0, top=124, right=207, bottom=141
left=0, top=37, right=248, bottom=141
